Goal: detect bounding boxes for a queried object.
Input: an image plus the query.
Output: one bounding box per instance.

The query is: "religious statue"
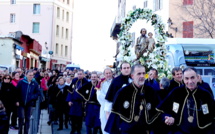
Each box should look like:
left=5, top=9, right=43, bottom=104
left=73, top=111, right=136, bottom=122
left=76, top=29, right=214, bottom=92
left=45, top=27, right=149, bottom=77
left=135, top=28, right=149, bottom=60
left=147, top=32, right=155, bottom=52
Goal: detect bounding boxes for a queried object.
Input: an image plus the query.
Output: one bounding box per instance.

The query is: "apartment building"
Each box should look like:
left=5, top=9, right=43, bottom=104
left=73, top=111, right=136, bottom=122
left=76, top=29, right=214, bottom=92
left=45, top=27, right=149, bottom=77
left=0, top=0, right=74, bottom=70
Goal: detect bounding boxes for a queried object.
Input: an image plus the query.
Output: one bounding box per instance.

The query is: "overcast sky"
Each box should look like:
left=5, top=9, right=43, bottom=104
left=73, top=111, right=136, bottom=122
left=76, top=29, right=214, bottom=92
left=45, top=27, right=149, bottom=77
left=72, top=0, right=117, bottom=72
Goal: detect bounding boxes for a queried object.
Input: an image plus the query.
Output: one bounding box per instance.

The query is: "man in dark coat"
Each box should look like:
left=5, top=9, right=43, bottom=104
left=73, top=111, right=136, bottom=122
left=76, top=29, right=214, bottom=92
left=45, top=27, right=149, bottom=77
left=145, top=68, right=160, bottom=91
left=168, top=67, right=183, bottom=93
left=156, top=67, right=215, bottom=134
left=105, top=62, right=131, bottom=119
left=16, top=70, right=40, bottom=134
left=77, top=71, right=101, bottom=134
left=105, top=64, right=160, bottom=134
left=67, top=69, right=88, bottom=134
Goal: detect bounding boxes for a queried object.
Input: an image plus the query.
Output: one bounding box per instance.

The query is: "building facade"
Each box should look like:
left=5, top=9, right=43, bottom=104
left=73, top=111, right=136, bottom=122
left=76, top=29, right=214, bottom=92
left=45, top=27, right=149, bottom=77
left=0, top=0, right=74, bottom=70
left=0, top=36, right=23, bottom=69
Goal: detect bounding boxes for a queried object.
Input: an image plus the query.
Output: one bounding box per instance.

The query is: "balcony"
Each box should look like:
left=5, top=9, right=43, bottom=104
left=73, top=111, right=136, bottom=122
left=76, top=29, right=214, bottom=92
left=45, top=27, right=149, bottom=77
left=110, top=17, right=121, bottom=40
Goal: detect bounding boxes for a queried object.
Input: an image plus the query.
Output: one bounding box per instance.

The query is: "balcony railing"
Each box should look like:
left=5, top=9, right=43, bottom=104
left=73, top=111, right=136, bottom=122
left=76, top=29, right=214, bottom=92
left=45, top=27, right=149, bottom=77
left=110, top=17, right=121, bottom=40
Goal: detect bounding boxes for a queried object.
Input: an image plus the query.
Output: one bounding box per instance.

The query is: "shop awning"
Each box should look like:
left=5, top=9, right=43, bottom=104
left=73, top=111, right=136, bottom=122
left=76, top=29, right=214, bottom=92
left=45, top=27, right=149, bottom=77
left=15, top=44, right=24, bottom=51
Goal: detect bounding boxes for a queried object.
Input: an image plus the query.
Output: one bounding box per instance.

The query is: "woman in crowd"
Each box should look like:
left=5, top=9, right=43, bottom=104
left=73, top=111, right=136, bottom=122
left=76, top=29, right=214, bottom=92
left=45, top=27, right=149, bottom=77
left=10, top=71, right=22, bottom=130
left=40, top=72, right=50, bottom=109
left=0, top=74, right=17, bottom=132
left=55, top=76, right=70, bottom=130
left=11, top=72, right=22, bottom=87
left=0, top=100, right=8, bottom=134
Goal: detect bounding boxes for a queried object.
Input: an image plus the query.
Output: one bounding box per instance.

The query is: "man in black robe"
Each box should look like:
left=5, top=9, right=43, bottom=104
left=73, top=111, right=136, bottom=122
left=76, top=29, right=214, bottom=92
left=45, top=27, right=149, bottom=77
left=105, top=61, right=131, bottom=119
left=105, top=64, right=160, bottom=134
left=156, top=67, right=215, bottom=134
left=168, top=67, right=183, bottom=93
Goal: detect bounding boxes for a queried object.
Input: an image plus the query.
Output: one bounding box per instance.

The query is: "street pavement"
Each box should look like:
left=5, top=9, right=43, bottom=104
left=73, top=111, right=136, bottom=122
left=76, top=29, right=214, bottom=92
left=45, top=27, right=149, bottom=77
left=9, top=109, right=52, bottom=134
left=52, top=119, right=87, bottom=134
left=9, top=109, right=87, bottom=134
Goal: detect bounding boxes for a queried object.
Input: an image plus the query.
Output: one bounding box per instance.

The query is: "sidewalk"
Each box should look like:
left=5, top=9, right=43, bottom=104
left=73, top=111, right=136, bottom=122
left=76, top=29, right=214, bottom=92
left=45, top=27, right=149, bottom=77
left=9, top=109, right=87, bottom=134
left=9, top=109, right=52, bottom=134
left=52, top=120, right=87, bottom=134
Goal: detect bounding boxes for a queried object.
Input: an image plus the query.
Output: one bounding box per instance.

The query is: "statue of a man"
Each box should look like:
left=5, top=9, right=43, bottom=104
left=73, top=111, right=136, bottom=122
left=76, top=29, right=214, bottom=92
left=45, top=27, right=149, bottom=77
left=135, top=28, right=149, bottom=59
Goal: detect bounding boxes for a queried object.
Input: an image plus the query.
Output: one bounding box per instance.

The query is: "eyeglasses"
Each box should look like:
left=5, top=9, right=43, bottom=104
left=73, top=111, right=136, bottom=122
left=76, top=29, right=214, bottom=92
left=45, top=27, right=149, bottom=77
left=4, top=78, right=10, bottom=80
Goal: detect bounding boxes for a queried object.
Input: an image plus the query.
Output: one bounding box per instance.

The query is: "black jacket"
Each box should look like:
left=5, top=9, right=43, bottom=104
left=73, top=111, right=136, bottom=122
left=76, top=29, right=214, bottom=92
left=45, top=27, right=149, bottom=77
left=0, top=83, right=17, bottom=107
left=157, top=85, right=215, bottom=129
left=105, top=74, right=130, bottom=102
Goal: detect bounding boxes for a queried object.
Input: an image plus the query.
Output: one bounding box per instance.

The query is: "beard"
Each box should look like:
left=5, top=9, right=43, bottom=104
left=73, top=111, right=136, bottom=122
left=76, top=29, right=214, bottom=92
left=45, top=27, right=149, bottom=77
left=138, top=81, right=145, bottom=86
left=134, top=78, right=145, bottom=87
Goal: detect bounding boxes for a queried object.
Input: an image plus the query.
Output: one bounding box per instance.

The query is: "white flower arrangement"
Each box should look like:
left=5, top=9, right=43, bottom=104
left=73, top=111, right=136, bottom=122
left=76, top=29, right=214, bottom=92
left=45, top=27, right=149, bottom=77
left=117, top=8, right=171, bottom=79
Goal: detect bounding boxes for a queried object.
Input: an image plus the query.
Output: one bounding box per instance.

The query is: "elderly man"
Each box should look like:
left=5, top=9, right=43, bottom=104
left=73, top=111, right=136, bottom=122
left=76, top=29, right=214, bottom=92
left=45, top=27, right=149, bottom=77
left=105, top=64, right=160, bottom=134
left=156, top=67, right=215, bottom=134
left=96, top=68, right=113, bottom=134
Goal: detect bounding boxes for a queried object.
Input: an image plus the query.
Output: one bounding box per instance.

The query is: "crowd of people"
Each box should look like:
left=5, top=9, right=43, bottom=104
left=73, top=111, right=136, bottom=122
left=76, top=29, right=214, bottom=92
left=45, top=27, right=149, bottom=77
left=0, top=62, right=214, bottom=134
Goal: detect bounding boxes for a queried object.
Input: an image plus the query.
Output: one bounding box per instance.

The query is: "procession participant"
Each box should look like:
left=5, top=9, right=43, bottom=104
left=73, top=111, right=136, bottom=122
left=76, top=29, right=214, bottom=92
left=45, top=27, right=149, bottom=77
left=16, top=70, right=40, bottom=134
left=105, top=61, right=131, bottom=119
left=65, top=76, right=73, bottom=86
left=157, top=77, right=170, bottom=101
left=197, top=74, right=213, bottom=97
left=77, top=71, right=101, bottom=134
left=67, top=69, right=88, bottom=134
left=168, top=67, right=183, bottom=93
left=96, top=68, right=113, bottom=134
left=156, top=67, right=215, bottom=134
left=105, top=64, right=160, bottom=134
left=145, top=68, right=160, bottom=91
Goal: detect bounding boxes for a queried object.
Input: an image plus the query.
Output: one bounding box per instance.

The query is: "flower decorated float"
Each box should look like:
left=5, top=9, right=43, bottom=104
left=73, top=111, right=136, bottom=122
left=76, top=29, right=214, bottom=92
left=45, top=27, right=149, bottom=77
left=116, top=8, right=171, bottom=79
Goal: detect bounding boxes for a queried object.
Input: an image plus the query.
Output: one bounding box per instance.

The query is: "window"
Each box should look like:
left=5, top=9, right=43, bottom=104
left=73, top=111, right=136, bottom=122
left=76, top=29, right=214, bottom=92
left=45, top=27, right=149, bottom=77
left=66, top=12, right=69, bottom=22
left=66, top=28, right=68, bottom=39
left=57, top=7, right=60, bottom=18
left=61, top=44, right=63, bottom=56
left=11, top=0, right=16, bottom=4
left=55, top=43, right=59, bottom=54
left=33, top=4, right=40, bottom=14
left=32, top=22, right=40, bottom=33
left=67, top=0, right=70, bottom=5
left=183, top=21, right=193, bottom=38
left=10, top=14, right=15, bottom=23
left=183, top=0, right=193, bottom=5
left=65, top=46, right=68, bottom=56
left=62, top=10, right=64, bottom=20
left=143, top=0, right=148, bottom=8
left=61, top=27, right=64, bottom=38
left=56, top=25, right=59, bottom=36
left=154, top=0, right=163, bottom=11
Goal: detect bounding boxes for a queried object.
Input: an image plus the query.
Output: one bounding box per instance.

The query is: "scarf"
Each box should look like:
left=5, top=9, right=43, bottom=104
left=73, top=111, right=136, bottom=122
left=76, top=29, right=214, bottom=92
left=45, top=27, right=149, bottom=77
left=58, top=84, right=66, bottom=92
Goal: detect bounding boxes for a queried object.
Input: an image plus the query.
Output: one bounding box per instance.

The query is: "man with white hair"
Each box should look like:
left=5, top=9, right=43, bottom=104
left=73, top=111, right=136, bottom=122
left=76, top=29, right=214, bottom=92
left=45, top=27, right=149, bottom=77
left=96, top=68, right=113, bottom=134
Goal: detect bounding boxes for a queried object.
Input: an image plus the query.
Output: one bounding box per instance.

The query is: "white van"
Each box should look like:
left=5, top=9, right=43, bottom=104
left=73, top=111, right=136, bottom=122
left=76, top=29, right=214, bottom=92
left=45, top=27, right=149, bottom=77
left=165, top=38, right=215, bottom=96
left=66, top=64, right=80, bottom=71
